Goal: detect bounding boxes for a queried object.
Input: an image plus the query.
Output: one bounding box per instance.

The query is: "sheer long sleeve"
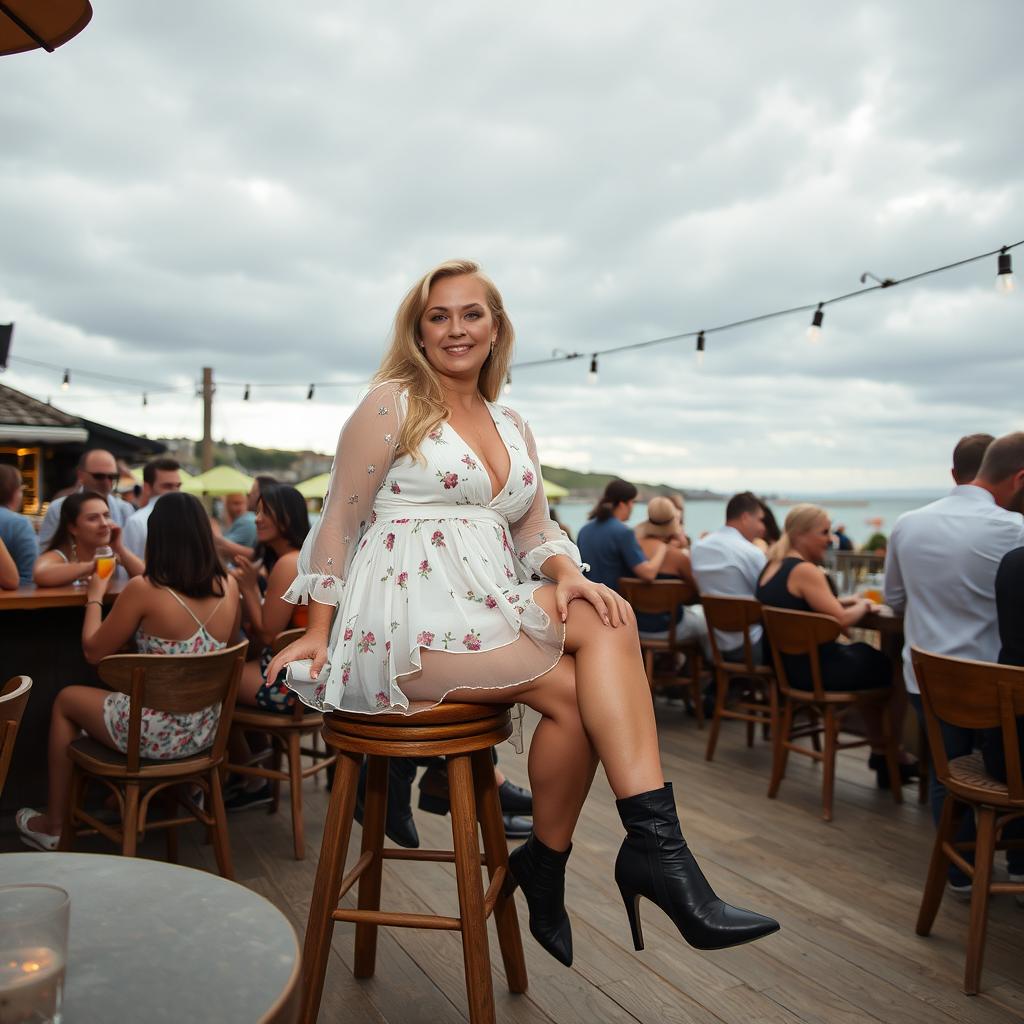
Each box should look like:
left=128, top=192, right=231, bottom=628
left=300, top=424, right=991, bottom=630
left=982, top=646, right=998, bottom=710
left=284, top=382, right=401, bottom=607
left=507, top=416, right=588, bottom=580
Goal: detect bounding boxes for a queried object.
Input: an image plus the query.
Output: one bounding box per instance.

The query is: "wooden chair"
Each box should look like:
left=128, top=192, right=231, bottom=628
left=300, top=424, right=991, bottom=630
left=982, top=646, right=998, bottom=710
left=700, top=596, right=777, bottom=762
left=300, top=703, right=527, bottom=1024
left=912, top=648, right=1024, bottom=995
left=225, top=627, right=337, bottom=860
left=0, top=676, right=32, bottom=798
left=618, top=577, right=707, bottom=727
left=59, top=641, right=247, bottom=878
left=761, top=607, right=902, bottom=821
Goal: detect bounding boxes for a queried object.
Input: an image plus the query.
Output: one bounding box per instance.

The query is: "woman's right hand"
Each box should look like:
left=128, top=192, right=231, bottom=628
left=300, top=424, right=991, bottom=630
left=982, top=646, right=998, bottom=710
left=265, top=631, right=330, bottom=686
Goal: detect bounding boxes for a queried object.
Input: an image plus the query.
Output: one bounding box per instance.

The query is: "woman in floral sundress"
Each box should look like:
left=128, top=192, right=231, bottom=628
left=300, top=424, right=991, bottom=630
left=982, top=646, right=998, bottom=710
left=267, top=260, right=778, bottom=967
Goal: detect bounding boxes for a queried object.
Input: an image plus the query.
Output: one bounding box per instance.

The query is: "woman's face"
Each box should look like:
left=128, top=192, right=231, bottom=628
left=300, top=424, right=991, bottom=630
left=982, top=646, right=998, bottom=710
left=797, top=514, right=832, bottom=564
left=255, top=501, right=281, bottom=545
left=418, top=274, right=497, bottom=383
left=70, top=498, right=113, bottom=547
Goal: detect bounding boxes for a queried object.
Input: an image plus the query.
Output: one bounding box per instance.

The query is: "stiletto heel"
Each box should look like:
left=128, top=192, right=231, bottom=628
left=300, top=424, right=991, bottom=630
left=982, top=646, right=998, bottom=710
left=619, top=886, right=645, bottom=951
left=616, top=783, right=779, bottom=951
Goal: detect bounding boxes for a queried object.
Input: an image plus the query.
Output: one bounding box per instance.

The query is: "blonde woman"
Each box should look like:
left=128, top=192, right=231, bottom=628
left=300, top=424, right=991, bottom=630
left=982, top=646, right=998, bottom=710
left=268, top=259, right=777, bottom=968
left=755, top=503, right=916, bottom=786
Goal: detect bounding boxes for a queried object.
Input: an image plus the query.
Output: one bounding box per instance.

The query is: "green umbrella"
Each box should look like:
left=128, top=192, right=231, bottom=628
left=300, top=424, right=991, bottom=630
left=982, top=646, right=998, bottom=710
left=296, top=473, right=331, bottom=500
left=543, top=478, right=569, bottom=502
left=182, top=465, right=254, bottom=497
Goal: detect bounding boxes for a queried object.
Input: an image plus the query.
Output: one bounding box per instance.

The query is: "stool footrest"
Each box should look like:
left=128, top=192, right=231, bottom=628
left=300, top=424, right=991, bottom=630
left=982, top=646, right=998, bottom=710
left=382, top=848, right=486, bottom=865
left=338, top=851, right=374, bottom=901
left=334, top=908, right=462, bottom=931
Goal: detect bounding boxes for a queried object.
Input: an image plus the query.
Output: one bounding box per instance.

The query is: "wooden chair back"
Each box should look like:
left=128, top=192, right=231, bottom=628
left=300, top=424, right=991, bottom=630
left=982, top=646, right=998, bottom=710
left=98, top=641, right=248, bottom=772
left=701, top=595, right=766, bottom=672
left=0, top=676, right=32, bottom=797
left=912, top=647, right=1024, bottom=804
left=761, top=606, right=840, bottom=701
left=618, top=578, right=696, bottom=648
left=271, top=627, right=311, bottom=720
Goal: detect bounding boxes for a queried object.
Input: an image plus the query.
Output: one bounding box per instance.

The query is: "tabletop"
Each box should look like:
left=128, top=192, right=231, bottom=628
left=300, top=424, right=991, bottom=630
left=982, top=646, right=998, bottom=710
left=0, top=853, right=300, bottom=1023
left=0, top=581, right=125, bottom=611
left=860, top=606, right=904, bottom=634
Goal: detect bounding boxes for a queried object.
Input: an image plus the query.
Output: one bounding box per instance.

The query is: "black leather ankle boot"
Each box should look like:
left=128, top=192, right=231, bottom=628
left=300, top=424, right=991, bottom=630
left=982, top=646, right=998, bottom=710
left=615, top=783, right=779, bottom=951
left=506, top=833, right=573, bottom=966
left=355, top=757, right=420, bottom=849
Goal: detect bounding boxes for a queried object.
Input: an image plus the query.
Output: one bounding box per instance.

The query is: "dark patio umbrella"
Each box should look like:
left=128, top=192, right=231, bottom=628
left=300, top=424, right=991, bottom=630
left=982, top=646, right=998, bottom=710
left=0, top=0, right=92, bottom=57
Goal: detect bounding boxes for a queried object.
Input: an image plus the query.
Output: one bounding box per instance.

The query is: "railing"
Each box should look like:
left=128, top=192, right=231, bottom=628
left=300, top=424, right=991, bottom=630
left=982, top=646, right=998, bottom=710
left=823, top=550, right=885, bottom=597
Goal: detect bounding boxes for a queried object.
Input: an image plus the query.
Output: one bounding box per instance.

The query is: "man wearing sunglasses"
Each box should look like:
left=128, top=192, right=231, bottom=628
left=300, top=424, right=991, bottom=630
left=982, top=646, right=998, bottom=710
left=38, top=448, right=137, bottom=548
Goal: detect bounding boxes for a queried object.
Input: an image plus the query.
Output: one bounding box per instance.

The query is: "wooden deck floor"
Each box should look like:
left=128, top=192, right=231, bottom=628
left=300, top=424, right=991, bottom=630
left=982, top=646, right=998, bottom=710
left=5, top=702, right=1023, bottom=1022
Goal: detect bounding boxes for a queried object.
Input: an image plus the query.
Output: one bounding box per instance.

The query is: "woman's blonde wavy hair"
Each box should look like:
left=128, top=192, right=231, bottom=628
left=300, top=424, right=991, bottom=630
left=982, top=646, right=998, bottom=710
left=766, top=503, right=829, bottom=563
left=372, top=259, right=515, bottom=463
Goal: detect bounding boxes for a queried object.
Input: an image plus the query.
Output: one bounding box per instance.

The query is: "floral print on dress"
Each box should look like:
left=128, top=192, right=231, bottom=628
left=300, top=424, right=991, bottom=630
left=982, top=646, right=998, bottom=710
left=428, top=427, right=446, bottom=444
left=417, top=630, right=435, bottom=646
left=463, top=629, right=482, bottom=651
left=437, top=470, right=459, bottom=489
left=461, top=454, right=479, bottom=470
left=358, top=631, right=376, bottom=654
left=430, top=530, right=446, bottom=547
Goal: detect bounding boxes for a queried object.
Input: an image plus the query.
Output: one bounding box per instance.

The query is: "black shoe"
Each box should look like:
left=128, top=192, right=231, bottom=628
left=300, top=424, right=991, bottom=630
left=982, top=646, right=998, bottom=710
left=615, top=783, right=779, bottom=951
left=417, top=763, right=451, bottom=815
left=225, top=782, right=273, bottom=812
left=503, top=813, right=533, bottom=839
left=868, top=753, right=919, bottom=790
left=498, top=779, right=533, bottom=815
left=354, top=758, right=420, bottom=849
left=506, top=833, right=573, bottom=966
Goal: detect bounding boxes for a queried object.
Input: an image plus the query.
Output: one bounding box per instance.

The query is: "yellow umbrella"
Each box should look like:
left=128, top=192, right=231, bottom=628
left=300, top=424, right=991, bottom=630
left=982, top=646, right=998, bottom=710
left=296, top=473, right=331, bottom=500
left=543, top=478, right=569, bottom=502
left=0, top=0, right=92, bottom=57
left=182, top=465, right=254, bottom=497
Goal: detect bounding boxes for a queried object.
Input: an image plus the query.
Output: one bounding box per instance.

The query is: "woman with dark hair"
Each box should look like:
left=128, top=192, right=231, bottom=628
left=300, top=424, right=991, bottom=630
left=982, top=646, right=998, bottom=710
left=33, top=490, right=144, bottom=586
left=576, top=478, right=670, bottom=592
left=752, top=498, right=781, bottom=554
left=15, top=492, right=240, bottom=850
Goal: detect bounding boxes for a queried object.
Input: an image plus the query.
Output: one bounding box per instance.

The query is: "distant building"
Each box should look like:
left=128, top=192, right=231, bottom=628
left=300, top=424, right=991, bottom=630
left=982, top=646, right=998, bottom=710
left=0, top=383, right=166, bottom=514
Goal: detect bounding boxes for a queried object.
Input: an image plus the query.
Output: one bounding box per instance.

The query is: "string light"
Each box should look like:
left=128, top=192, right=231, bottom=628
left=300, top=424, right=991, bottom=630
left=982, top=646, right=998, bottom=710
left=695, top=331, right=705, bottom=368
left=807, top=303, right=824, bottom=343
left=503, top=371, right=512, bottom=396
left=60, top=369, right=70, bottom=390
left=142, top=392, right=148, bottom=407
left=588, top=354, right=598, bottom=384
left=307, top=384, right=315, bottom=400
left=243, top=384, right=251, bottom=401
left=997, top=247, right=1015, bottom=294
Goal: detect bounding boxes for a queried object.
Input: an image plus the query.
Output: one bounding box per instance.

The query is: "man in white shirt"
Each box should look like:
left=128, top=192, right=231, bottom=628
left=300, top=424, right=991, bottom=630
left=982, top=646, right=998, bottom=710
left=121, top=458, right=183, bottom=559
left=885, top=431, right=1024, bottom=890
left=38, top=449, right=136, bottom=548
left=692, top=492, right=767, bottom=662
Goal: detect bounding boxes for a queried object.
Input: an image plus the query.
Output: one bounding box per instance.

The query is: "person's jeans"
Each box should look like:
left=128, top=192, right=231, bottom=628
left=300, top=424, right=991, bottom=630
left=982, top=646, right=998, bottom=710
left=909, top=693, right=1024, bottom=880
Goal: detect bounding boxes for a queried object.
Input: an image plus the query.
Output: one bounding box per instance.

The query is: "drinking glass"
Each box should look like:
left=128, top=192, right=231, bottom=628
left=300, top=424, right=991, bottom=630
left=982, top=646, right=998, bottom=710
left=94, top=546, right=116, bottom=581
left=0, top=884, right=69, bottom=1023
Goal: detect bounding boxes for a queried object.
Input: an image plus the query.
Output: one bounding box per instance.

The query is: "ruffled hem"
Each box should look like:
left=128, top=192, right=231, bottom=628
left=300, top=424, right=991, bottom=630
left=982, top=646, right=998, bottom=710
left=523, top=538, right=589, bottom=579
left=283, top=572, right=344, bottom=607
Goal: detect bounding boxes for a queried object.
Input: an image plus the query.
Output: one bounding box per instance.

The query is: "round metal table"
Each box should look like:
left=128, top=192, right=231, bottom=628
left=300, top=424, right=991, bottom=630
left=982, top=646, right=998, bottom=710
left=0, top=853, right=300, bottom=1023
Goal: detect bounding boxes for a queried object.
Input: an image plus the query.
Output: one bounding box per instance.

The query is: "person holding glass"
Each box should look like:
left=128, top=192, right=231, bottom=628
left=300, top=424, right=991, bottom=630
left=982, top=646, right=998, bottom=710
left=33, top=491, right=143, bottom=587
left=267, top=259, right=777, bottom=968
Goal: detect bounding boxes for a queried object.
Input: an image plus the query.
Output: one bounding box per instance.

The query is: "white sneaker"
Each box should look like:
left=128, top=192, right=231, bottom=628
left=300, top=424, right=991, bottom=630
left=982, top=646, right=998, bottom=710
left=946, top=880, right=972, bottom=901
left=15, top=809, right=59, bottom=852
left=1009, top=872, right=1024, bottom=907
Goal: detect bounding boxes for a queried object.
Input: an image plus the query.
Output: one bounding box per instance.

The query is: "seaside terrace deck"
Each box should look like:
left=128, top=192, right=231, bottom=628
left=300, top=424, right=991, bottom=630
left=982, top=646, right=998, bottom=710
left=2, top=702, right=1021, bottom=1023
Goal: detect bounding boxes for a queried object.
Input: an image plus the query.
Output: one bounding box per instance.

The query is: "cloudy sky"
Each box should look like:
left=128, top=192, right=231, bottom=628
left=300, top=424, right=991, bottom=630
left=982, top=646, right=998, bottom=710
left=1, top=3, right=1021, bottom=493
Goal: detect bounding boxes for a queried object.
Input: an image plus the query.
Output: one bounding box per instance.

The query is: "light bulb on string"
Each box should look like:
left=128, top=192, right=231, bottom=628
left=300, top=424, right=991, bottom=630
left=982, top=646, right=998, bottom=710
left=503, top=372, right=512, bottom=396
left=997, top=248, right=1015, bottom=294
left=243, top=384, right=251, bottom=401
left=588, top=354, right=598, bottom=384
left=695, top=331, right=705, bottom=368
left=61, top=369, right=70, bottom=391
left=307, top=384, right=315, bottom=400
left=807, top=303, right=824, bottom=343
left=142, top=392, right=148, bottom=407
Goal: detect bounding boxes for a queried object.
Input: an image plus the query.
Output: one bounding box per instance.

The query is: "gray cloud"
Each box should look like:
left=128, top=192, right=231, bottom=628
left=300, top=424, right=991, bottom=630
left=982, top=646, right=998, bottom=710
left=1, top=1, right=1021, bottom=491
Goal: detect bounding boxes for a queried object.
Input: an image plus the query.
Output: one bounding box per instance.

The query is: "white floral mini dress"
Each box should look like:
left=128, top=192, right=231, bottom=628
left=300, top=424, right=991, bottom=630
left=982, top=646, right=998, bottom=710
left=102, top=590, right=226, bottom=759
left=282, top=381, right=587, bottom=750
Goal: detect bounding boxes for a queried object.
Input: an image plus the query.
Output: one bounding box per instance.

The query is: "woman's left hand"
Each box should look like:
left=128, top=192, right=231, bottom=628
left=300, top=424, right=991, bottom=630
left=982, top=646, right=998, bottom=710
left=230, top=555, right=261, bottom=591
left=86, top=565, right=111, bottom=602
left=108, top=524, right=124, bottom=552
left=554, top=574, right=633, bottom=627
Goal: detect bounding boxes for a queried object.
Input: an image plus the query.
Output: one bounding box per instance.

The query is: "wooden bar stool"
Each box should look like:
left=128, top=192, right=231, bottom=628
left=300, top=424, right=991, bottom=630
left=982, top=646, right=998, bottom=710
left=300, top=702, right=528, bottom=1024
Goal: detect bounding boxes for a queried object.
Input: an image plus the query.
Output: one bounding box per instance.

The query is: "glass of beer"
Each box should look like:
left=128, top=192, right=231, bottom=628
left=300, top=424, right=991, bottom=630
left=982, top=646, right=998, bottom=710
left=94, top=546, right=116, bottom=580
left=0, top=884, right=70, bottom=1023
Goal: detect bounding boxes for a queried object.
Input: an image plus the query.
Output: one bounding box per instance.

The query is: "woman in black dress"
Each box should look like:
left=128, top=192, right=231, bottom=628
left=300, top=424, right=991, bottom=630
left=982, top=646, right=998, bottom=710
left=756, top=503, right=916, bottom=785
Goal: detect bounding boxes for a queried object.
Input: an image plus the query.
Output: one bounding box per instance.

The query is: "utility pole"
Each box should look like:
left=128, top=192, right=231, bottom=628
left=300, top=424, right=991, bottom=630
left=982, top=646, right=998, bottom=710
left=201, top=366, right=214, bottom=471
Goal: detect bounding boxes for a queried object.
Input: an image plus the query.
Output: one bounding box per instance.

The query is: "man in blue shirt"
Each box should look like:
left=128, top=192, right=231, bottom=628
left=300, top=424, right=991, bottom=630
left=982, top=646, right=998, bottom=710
left=0, top=465, right=39, bottom=586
